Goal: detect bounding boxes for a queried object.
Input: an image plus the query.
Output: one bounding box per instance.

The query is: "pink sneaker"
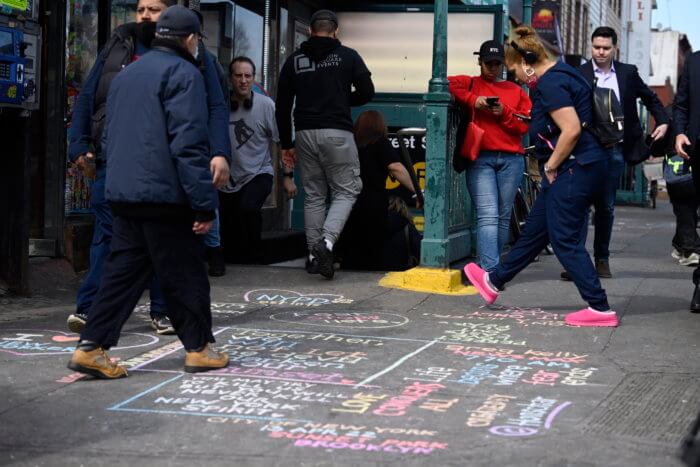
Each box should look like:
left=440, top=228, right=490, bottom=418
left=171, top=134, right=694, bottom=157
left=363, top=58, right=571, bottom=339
left=564, top=308, right=619, bottom=327
left=464, top=263, right=498, bottom=305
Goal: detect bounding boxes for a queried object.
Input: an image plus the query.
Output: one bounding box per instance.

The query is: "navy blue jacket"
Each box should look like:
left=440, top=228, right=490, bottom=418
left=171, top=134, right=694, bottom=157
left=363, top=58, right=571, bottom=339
left=674, top=51, right=700, bottom=151
left=68, top=23, right=231, bottom=164
left=103, top=42, right=217, bottom=220
left=579, top=60, right=669, bottom=163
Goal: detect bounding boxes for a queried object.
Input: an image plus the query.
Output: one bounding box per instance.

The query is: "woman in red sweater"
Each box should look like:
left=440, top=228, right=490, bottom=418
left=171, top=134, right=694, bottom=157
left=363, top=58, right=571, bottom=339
left=449, top=40, right=532, bottom=272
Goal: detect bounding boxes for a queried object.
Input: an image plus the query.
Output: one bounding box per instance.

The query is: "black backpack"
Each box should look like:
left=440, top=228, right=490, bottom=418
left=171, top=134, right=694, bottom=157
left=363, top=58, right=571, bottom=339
left=583, top=78, right=624, bottom=148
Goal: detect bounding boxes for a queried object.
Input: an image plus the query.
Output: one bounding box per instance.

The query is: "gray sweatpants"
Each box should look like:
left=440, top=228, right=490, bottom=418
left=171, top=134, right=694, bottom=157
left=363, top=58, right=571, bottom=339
left=295, top=129, right=362, bottom=249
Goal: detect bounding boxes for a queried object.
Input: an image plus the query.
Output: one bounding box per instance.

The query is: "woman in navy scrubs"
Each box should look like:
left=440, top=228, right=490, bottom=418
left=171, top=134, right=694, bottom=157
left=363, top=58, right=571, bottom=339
left=464, top=26, right=618, bottom=327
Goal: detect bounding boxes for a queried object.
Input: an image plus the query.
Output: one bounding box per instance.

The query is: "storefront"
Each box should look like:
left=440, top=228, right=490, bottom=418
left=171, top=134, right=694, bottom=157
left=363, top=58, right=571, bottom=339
left=35, top=0, right=325, bottom=272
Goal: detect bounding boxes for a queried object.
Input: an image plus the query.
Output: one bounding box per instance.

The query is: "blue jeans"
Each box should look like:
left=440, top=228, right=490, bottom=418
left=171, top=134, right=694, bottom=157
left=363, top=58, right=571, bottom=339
left=75, top=168, right=167, bottom=318
left=466, top=151, right=525, bottom=272
left=202, top=209, right=220, bottom=248
left=490, top=158, right=610, bottom=311
left=592, top=146, right=624, bottom=261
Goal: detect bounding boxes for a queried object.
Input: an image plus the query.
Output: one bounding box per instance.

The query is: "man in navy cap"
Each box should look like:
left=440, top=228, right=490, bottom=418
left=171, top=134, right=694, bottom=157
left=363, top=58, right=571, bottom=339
left=276, top=9, right=375, bottom=280
left=67, top=5, right=229, bottom=379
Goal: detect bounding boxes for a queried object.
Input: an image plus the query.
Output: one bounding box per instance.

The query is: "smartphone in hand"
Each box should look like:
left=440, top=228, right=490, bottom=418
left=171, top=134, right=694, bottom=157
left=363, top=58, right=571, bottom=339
left=485, top=96, right=500, bottom=106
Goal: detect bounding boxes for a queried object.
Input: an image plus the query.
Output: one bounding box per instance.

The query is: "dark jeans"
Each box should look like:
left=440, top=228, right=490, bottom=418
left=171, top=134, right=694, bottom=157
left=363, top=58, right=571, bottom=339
left=75, top=168, right=167, bottom=318
left=667, top=180, right=700, bottom=257
left=593, top=146, right=625, bottom=261
left=81, top=215, right=214, bottom=351
left=490, top=158, right=610, bottom=311
left=219, top=174, right=273, bottom=264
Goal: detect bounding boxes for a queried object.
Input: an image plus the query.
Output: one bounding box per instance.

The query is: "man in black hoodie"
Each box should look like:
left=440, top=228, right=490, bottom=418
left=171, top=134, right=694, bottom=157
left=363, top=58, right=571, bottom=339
left=276, top=9, right=375, bottom=279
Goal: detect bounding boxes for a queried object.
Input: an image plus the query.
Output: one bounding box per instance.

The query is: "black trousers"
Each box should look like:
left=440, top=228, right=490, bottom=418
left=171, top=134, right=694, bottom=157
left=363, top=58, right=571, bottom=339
left=81, top=215, right=214, bottom=351
left=691, top=152, right=700, bottom=284
left=667, top=181, right=700, bottom=257
left=219, top=174, right=273, bottom=264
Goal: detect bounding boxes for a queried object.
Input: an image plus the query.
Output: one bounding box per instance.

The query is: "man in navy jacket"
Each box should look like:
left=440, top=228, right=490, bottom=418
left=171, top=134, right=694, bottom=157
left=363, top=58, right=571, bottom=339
left=66, top=0, right=231, bottom=337
left=571, top=26, right=669, bottom=279
left=67, top=6, right=229, bottom=379
left=674, top=50, right=700, bottom=312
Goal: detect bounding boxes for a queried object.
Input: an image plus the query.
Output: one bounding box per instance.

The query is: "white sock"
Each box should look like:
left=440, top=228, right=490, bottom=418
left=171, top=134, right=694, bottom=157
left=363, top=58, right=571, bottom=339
left=309, top=253, right=315, bottom=261
left=484, top=273, right=499, bottom=294
left=588, top=307, right=615, bottom=314
left=325, top=238, right=334, bottom=251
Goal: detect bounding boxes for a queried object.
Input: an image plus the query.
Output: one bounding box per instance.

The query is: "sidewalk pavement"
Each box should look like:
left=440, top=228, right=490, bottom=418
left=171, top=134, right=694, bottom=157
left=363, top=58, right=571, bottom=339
left=0, top=201, right=698, bottom=467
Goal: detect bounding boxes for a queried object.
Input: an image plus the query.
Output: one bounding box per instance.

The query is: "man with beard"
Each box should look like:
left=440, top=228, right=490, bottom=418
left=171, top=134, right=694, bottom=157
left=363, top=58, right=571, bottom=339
left=66, top=0, right=231, bottom=336
left=275, top=9, right=374, bottom=279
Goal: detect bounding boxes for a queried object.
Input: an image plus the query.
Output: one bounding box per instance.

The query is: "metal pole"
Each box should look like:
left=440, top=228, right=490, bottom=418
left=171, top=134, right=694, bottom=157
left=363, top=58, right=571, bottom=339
left=262, top=0, right=271, bottom=90
left=523, top=0, right=533, bottom=26
left=428, top=0, right=448, bottom=93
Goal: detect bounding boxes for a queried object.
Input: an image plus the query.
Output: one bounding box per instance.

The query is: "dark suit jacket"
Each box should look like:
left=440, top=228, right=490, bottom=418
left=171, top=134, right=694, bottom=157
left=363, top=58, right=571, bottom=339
left=579, top=60, right=669, bottom=163
left=673, top=51, right=700, bottom=155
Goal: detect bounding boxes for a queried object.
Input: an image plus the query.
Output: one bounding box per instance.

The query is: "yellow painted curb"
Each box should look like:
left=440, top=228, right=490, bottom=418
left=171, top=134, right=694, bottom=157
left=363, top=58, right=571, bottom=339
left=379, top=267, right=477, bottom=296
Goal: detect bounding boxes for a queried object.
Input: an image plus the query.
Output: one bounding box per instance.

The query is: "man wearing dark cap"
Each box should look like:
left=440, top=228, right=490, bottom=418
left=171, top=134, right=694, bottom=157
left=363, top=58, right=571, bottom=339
left=67, top=5, right=229, bottom=379
left=276, top=9, right=375, bottom=279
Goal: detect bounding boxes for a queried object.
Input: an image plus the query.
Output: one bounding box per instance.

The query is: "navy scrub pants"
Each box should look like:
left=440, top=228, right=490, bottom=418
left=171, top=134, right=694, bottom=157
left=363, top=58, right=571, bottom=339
left=490, top=158, right=611, bottom=311
left=80, top=215, right=215, bottom=351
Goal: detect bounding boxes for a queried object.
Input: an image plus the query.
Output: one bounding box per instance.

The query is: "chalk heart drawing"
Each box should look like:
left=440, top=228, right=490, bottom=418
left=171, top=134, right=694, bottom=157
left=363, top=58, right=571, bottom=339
left=270, top=311, right=409, bottom=329
left=0, top=329, right=159, bottom=357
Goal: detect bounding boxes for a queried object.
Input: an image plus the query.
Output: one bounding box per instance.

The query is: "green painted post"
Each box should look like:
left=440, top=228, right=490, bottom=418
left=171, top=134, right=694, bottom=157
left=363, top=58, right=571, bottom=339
left=420, top=0, right=452, bottom=268
left=523, top=0, right=533, bottom=25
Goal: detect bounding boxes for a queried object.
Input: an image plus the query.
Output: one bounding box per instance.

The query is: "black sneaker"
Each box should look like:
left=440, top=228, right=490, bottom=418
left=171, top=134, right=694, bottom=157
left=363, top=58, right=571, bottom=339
left=305, top=257, right=320, bottom=274
left=150, top=316, right=176, bottom=335
left=67, top=312, right=88, bottom=333
left=311, top=239, right=334, bottom=279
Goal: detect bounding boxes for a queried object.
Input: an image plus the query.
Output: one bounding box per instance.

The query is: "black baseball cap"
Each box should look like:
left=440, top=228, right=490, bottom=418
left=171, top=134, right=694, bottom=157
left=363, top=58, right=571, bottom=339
left=156, top=5, right=203, bottom=37
left=310, top=9, right=338, bottom=27
left=475, top=40, right=505, bottom=63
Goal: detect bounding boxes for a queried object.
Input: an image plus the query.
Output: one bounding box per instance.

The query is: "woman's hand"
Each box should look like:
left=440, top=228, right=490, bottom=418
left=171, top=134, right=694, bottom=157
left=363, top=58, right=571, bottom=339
left=474, top=96, right=489, bottom=110
left=545, top=167, right=557, bottom=184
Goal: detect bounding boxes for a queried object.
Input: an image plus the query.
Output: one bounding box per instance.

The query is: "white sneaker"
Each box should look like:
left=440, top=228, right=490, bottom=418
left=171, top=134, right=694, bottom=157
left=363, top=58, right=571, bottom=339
left=672, top=248, right=682, bottom=260
left=679, top=252, right=700, bottom=267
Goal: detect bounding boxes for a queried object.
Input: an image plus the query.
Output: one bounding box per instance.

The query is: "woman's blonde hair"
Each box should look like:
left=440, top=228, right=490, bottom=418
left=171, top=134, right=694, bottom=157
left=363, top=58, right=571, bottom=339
left=505, top=25, right=548, bottom=66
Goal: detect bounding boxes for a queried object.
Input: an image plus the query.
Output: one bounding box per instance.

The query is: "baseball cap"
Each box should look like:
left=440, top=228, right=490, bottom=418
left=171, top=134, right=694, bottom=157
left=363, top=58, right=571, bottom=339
left=156, top=5, right=203, bottom=37
left=475, top=40, right=505, bottom=63
left=310, top=9, right=338, bottom=27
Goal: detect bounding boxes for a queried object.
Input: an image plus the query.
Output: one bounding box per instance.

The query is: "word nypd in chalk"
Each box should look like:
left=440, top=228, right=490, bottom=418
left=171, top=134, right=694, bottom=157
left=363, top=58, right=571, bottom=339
left=244, top=289, right=354, bottom=307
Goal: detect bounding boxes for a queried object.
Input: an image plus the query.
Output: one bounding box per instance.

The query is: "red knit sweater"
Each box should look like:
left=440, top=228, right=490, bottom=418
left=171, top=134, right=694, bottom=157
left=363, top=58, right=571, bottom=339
left=448, top=75, right=532, bottom=154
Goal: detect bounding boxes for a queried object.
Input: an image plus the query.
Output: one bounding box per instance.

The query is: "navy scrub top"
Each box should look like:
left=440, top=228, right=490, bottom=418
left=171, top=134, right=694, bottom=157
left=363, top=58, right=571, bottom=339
left=529, top=61, right=608, bottom=165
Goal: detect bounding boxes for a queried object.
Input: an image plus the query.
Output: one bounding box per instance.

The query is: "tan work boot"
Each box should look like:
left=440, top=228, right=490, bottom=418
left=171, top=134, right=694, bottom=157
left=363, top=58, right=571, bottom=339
left=67, top=347, right=128, bottom=379
left=184, top=344, right=229, bottom=373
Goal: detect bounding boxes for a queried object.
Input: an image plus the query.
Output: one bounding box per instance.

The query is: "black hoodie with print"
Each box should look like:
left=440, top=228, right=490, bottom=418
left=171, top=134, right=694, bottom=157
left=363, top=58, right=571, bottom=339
left=275, top=36, right=375, bottom=149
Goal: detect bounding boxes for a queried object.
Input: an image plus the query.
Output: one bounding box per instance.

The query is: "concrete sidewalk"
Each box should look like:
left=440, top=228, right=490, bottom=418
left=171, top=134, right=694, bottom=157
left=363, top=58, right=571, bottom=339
left=1, top=201, right=698, bottom=466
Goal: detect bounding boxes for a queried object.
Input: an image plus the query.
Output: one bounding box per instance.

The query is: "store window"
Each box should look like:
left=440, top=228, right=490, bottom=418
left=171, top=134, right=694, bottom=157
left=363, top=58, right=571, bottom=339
left=65, top=0, right=99, bottom=214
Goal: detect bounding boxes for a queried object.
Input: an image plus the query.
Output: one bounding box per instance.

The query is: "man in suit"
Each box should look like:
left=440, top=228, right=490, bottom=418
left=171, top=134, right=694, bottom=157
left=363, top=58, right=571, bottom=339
left=567, top=26, right=669, bottom=280
left=674, top=50, right=700, bottom=312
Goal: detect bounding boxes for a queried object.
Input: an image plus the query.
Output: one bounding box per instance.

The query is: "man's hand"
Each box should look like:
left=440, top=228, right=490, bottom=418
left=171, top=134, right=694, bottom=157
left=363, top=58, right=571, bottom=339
left=210, top=156, right=230, bottom=189
left=281, top=148, right=297, bottom=169
left=651, top=123, right=669, bottom=141
left=75, top=152, right=96, bottom=180
left=676, top=134, right=692, bottom=160
left=192, top=220, right=214, bottom=235
left=283, top=176, right=297, bottom=199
